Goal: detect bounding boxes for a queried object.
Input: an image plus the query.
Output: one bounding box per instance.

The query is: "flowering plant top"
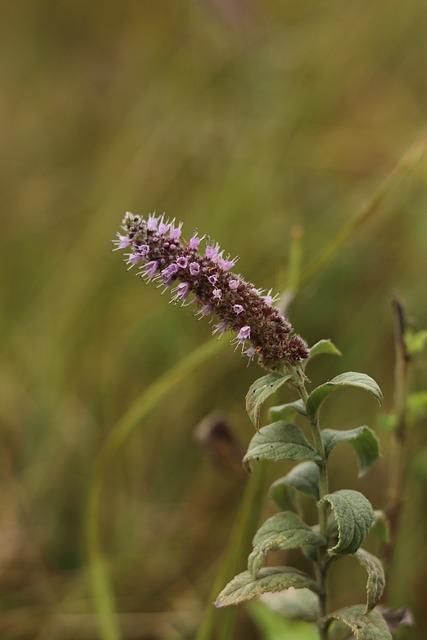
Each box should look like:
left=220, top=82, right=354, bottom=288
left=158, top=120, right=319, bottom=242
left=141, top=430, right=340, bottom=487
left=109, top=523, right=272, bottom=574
left=114, top=212, right=308, bottom=370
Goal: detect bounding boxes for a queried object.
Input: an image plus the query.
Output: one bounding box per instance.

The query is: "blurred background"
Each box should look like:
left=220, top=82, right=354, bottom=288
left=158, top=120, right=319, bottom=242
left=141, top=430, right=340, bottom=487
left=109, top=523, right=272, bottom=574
left=1, top=1, right=427, bottom=638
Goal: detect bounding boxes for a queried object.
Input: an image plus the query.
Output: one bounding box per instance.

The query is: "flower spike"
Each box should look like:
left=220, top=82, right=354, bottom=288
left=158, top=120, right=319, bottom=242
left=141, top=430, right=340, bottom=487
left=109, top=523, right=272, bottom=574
left=114, top=213, right=308, bottom=369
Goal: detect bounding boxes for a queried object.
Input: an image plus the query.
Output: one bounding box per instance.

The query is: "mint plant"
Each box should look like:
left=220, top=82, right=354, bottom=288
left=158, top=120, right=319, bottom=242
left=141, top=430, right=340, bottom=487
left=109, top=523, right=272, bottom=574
left=115, top=212, right=390, bottom=640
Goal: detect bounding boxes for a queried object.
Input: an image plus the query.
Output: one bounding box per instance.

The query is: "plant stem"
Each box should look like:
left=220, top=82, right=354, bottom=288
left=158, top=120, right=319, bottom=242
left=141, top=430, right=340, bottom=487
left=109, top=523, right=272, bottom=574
left=293, top=368, right=329, bottom=640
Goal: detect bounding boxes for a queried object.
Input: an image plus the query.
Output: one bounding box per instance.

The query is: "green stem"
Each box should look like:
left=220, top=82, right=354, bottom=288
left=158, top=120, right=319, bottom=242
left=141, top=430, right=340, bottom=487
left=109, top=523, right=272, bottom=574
left=293, top=368, right=329, bottom=640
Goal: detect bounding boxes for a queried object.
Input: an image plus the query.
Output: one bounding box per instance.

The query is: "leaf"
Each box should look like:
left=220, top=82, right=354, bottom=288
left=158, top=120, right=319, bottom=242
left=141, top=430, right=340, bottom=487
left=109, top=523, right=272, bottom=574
left=269, top=399, right=307, bottom=422
left=270, top=463, right=320, bottom=510
left=322, top=426, right=380, bottom=476
left=326, top=605, right=392, bottom=639
left=215, top=567, right=319, bottom=608
left=321, top=490, right=374, bottom=554
left=246, top=374, right=292, bottom=428
left=248, top=512, right=325, bottom=577
left=249, top=601, right=319, bottom=639
left=305, top=339, right=341, bottom=367
left=369, top=511, right=390, bottom=544
left=306, top=372, right=382, bottom=417
left=243, top=422, right=321, bottom=470
left=260, top=588, right=320, bottom=623
left=354, top=549, right=385, bottom=612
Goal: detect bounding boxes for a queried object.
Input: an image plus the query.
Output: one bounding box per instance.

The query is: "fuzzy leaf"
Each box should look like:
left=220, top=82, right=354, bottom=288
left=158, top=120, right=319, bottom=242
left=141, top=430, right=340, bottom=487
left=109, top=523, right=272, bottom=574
left=261, top=588, right=320, bottom=623
left=215, top=567, right=319, bottom=608
left=246, top=373, right=292, bottom=427
left=355, top=549, right=385, bottom=612
left=321, top=489, right=374, bottom=554
left=248, top=512, right=325, bottom=577
left=306, top=372, right=382, bottom=417
left=305, top=339, right=341, bottom=366
left=244, top=422, right=320, bottom=469
left=269, top=399, right=307, bottom=421
left=322, top=426, right=380, bottom=476
left=270, top=463, right=320, bottom=510
left=326, top=605, right=391, bottom=639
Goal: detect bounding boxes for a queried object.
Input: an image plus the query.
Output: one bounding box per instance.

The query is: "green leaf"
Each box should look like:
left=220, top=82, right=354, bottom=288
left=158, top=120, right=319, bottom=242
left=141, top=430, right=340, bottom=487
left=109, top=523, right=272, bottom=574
left=248, top=512, right=325, bottom=578
left=322, top=426, right=380, bottom=476
left=306, top=372, right=382, bottom=417
left=269, top=399, right=306, bottom=422
left=215, top=567, right=319, bottom=608
left=243, top=422, right=321, bottom=469
left=321, top=489, right=375, bottom=554
left=354, top=549, right=385, bottom=612
left=369, top=510, right=390, bottom=544
left=246, top=374, right=292, bottom=428
left=305, top=339, right=341, bottom=367
left=326, top=605, right=391, bottom=639
left=249, top=601, right=319, bottom=639
left=270, top=463, right=320, bottom=509
left=260, top=588, right=320, bottom=623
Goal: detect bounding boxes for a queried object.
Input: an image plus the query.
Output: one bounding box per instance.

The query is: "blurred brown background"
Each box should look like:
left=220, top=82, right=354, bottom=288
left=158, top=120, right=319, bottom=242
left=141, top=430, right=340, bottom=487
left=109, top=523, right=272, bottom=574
left=1, top=1, right=427, bottom=638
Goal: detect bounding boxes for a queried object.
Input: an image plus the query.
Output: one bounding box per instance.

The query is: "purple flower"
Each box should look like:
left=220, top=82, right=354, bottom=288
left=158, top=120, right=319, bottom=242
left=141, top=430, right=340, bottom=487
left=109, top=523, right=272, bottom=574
left=158, top=218, right=170, bottom=235
left=218, top=257, right=236, bottom=271
left=189, top=262, right=200, bottom=275
left=173, top=282, right=190, bottom=301
left=212, top=288, right=222, bottom=301
left=189, top=234, right=202, bottom=250
left=176, top=256, right=188, bottom=269
left=197, top=304, right=211, bottom=318
left=116, top=234, right=131, bottom=249
left=262, top=289, right=277, bottom=306
left=115, top=213, right=308, bottom=369
left=213, top=321, right=227, bottom=335
left=238, top=326, right=251, bottom=342
left=141, top=260, right=158, bottom=280
left=245, top=346, right=257, bottom=360
left=205, top=244, right=220, bottom=261
left=229, top=279, right=240, bottom=290
left=169, top=223, right=182, bottom=241
left=162, top=263, right=179, bottom=282
left=147, top=215, right=158, bottom=231
left=128, top=252, right=143, bottom=266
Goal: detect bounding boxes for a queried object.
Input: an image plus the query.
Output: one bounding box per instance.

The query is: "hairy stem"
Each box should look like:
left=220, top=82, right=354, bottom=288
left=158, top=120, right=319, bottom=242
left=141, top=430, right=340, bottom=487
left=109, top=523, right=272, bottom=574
left=293, top=368, right=329, bottom=640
